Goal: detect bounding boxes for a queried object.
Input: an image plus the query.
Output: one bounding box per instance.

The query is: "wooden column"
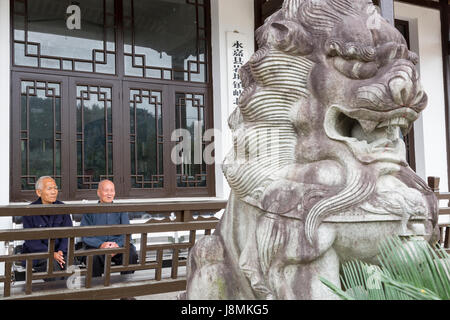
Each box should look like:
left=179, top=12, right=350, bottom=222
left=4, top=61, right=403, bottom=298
left=428, top=176, right=441, bottom=193
left=440, top=0, right=450, bottom=192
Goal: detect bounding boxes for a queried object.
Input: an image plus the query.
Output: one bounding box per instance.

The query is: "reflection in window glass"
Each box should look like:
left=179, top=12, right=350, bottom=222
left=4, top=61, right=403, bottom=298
left=130, top=89, right=164, bottom=189
left=77, top=85, right=113, bottom=189
left=175, top=92, right=207, bottom=188
left=123, top=0, right=208, bottom=82
left=20, top=81, right=62, bottom=190
left=13, top=0, right=116, bottom=74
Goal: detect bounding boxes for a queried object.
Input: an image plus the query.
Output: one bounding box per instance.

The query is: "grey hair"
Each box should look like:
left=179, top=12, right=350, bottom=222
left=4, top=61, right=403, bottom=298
left=35, top=176, right=54, bottom=191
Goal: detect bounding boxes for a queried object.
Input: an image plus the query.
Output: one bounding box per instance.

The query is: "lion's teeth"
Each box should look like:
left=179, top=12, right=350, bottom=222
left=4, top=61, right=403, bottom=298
left=376, top=117, right=409, bottom=129
left=398, top=117, right=408, bottom=127
left=377, top=120, right=390, bottom=128
left=358, top=119, right=378, bottom=134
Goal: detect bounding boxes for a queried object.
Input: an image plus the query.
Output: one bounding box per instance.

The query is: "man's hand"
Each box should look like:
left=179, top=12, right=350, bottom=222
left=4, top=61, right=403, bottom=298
left=100, top=242, right=120, bottom=257
left=99, top=242, right=111, bottom=249
left=53, top=250, right=65, bottom=268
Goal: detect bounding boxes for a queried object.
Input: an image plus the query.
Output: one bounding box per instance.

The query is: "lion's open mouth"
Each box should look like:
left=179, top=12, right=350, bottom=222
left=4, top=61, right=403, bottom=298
left=324, top=106, right=418, bottom=165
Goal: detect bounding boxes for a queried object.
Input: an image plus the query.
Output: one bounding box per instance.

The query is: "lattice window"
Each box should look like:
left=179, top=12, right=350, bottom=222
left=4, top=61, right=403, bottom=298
left=129, top=88, right=164, bottom=189
left=12, top=0, right=116, bottom=74
left=175, top=92, right=207, bottom=188
left=76, top=85, right=114, bottom=189
left=20, top=80, right=62, bottom=190
left=123, top=0, right=208, bottom=82
left=11, top=0, right=214, bottom=201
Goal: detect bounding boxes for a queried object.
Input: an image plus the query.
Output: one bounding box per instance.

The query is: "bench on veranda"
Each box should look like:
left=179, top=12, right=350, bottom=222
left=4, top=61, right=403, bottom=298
left=0, top=200, right=226, bottom=300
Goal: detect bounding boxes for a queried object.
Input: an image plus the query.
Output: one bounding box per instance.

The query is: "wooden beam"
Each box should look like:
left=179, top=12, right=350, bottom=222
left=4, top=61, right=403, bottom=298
left=261, top=0, right=283, bottom=18
left=2, top=278, right=187, bottom=300
left=396, top=0, right=441, bottom=9
left=254, top=0, right=264, bottom=30
left=0, top=200, right=227, bottom=216
left=0, top=220, right=219, bottom=242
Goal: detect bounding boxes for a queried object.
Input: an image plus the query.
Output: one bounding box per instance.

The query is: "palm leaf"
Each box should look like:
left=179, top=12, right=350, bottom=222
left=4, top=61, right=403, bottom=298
left=320, top=236, right=450, bottom=300
left=319, top=276, right=355, bottom=300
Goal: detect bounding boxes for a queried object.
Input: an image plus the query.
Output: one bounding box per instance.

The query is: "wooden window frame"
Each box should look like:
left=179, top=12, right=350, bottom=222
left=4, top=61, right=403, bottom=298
left=10, top=0, right=215, bottom=202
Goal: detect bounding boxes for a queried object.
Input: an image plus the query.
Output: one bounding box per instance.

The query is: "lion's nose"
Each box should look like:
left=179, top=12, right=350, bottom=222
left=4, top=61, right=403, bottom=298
left=388, top=63, right=426, bottom=109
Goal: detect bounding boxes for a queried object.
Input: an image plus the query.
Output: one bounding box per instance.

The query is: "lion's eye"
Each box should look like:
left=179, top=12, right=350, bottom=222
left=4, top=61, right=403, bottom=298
left=326, top=40, right=376, bottom=62
left=326, top=39, right=379, bottom=79
left=332, top=56, right=379, bottom=80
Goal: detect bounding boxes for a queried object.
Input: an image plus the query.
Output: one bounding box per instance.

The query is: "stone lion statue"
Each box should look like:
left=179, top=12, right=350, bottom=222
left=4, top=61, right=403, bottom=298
left=186, top=0, right=439, bottom=300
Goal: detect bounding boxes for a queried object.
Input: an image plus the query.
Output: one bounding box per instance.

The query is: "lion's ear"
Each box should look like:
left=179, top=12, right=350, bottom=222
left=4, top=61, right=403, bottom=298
left=270, top=20, right=313, bottom=55
left=271, top=22, right=289, bottom=36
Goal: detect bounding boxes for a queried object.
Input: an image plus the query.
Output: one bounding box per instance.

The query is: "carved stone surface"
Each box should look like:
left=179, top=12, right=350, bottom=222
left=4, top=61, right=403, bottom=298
left=186, top=0, right=439, bottom=300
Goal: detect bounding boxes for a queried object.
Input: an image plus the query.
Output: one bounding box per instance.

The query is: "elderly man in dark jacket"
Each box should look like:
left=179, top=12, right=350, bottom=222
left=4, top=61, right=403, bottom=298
left=22, top=176, right=72, bottom=280
left=81, top=179, right=138, bottom=278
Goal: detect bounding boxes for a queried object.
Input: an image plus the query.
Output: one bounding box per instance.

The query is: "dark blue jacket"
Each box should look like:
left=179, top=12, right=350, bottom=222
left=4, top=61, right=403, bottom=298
left=81, top=211, right=130, bottom=248
left=22, top=198, right=73, bottom=266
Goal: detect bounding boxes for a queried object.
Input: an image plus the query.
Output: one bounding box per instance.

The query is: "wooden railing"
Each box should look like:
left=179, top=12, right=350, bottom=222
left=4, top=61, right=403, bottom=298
left=428, top=176, right=450, bottom=252
left=0, top=200, right=226, bottom=300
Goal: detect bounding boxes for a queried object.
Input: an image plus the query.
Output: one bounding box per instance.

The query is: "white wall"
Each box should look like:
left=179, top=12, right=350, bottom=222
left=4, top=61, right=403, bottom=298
left=395, top=2, right=448, bottom=192
left=211, top=0, right=255, bottom=199
left=0, top=0, right=11, bottom=275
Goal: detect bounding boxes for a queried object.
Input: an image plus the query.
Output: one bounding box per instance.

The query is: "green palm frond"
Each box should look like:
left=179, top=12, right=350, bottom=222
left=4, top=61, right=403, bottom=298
left=320, top=236, right=450, bottom=300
